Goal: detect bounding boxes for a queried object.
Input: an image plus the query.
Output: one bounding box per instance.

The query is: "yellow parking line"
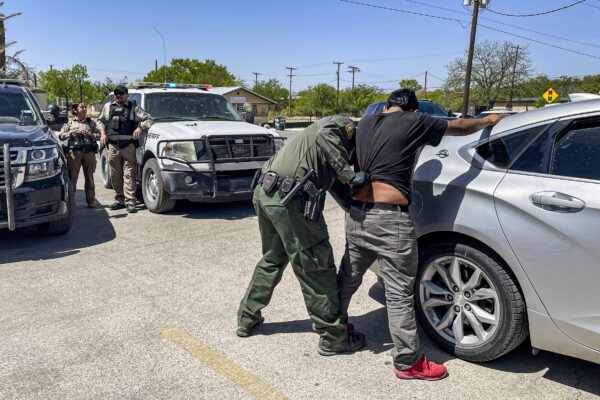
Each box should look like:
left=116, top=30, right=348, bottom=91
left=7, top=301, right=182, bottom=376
left=159, top=327, right=288, bottom=400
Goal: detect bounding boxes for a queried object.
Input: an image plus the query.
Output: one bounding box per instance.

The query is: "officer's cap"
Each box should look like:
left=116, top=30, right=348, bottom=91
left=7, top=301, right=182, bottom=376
left=114, top=84, right=128, bottom=95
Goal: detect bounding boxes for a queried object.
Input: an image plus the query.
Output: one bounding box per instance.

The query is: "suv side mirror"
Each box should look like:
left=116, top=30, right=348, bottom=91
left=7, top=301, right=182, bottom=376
left=447, top=109, right=453, bottom=117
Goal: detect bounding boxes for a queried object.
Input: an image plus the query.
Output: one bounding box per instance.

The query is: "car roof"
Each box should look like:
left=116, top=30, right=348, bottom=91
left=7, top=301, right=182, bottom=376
left=126, top=88, right=223, bottom=96
left=491, top=98, right=600, bottom=134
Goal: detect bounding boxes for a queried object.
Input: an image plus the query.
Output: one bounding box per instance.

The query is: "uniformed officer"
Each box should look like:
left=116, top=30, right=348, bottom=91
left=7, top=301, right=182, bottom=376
left=97, top=85, right=152, bottom=213
left=58, top=102, right=99, bottom=208
left=237, top=115, right=369, bottom=356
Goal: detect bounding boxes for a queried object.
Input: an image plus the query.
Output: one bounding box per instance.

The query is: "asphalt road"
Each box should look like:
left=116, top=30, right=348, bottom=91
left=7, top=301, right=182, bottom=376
left=1, top=160, right=599, bottom=399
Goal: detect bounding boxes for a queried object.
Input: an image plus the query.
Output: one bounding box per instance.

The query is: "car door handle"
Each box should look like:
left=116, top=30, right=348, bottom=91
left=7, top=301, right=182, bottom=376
left=530, top=192, right=585, bottom=212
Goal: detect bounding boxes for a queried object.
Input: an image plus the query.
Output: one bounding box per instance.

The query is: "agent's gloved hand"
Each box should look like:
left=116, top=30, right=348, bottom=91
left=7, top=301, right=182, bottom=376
left=350, top=171, right=370, bottom=195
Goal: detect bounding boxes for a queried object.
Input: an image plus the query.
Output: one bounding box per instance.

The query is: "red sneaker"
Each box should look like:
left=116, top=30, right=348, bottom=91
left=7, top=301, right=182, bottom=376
left=394, top=355, right=448, bottom=381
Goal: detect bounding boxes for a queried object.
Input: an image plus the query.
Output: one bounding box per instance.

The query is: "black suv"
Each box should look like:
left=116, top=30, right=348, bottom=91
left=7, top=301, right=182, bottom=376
left=363, top=99, right=457, bottom=119
left=0, top=80, right=74, bottom=234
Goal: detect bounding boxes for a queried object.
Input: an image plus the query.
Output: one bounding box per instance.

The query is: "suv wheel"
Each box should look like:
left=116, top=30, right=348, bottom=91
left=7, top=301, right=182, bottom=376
left=142, top=158, right=175, bottom=213
left=36, top=180, right=75, bottom=235
left=100, top=148, right=112, bottom=189
left=415, top=239, right=528, bottom=362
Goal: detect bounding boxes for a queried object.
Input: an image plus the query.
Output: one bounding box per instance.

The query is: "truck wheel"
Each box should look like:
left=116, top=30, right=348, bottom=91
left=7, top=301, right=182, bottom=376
left=101, top=148, right=112, bottom=189
left=37, top=180, right=75, bottom=235
left=142, top=158, right=175, bottom=213
left=415, top=239, right=528, bottom=362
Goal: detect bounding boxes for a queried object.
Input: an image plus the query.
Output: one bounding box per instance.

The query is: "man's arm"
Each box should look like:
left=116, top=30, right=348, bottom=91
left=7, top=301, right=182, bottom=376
left=132, top=105, right=153, bottom=140
left=97, top=104, right=108, bottom=146
left=445, top=114, right=508, bottom=136
left=315, top=121, right=355, bottom=184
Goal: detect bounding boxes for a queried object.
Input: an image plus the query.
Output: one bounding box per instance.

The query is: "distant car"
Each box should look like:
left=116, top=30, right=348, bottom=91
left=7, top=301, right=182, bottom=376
left=474, top=110, right=521, bottom=119
left=363, top=99, right=457, bottom=119
left=0, top=80, right=73, bottom=234
left=372, top=97, right=600, bottom=364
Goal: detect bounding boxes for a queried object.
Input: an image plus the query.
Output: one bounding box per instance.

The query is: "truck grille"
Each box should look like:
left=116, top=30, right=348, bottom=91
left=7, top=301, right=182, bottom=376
left=0, top=150, right=18, bottom=187
left=207, top=136, right=274, bottom=161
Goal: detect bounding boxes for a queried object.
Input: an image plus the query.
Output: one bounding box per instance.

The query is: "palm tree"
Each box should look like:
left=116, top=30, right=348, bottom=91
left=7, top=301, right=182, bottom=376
left=0, top=2, right=26, bottom=79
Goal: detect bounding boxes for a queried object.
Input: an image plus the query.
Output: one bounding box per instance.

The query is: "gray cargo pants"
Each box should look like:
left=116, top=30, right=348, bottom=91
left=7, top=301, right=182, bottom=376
left=338, top=204, right=421, bottom=370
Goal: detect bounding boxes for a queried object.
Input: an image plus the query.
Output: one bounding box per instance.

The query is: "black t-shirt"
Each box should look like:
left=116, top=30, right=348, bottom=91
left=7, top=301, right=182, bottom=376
left=356, top=111, right=447, bottom=202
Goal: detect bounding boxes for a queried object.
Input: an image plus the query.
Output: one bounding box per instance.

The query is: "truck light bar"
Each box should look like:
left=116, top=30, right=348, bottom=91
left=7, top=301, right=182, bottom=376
left=131, top=82, right=212, bottom=90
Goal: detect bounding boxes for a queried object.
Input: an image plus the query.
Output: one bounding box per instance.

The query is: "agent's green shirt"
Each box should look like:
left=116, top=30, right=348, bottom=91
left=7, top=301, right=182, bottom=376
left=262, top=116, right=356, bottom=194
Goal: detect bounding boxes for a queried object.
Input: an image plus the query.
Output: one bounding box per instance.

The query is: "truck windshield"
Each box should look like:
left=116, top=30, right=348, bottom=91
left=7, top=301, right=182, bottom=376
left=145, top=92, right=244, bottom=122
left=0, top=90, right=42, bottom=126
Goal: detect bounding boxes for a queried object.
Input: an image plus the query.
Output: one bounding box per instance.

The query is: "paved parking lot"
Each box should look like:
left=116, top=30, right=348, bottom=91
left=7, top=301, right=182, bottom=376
left=1, top=164, right=599, bottom=400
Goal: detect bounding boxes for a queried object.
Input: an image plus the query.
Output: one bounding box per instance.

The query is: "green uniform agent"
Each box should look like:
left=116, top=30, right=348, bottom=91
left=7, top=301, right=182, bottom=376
left=237, top=115, right=357, bottom=347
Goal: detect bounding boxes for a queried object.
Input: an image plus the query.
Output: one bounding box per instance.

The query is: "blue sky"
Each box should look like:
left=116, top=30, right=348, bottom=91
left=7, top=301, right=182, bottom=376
left=6, top=0, right=600, bottom=94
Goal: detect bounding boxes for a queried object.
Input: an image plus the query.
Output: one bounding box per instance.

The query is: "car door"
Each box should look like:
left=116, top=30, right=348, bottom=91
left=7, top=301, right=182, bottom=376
left=493, top=115, right=600, bottom=350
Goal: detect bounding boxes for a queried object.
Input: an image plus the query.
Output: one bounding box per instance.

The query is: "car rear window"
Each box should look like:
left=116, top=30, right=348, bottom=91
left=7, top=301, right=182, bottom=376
left=477, top=124, right=549, bottom=168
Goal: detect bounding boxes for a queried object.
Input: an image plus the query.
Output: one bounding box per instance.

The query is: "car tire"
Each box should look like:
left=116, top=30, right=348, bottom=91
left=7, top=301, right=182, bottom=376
left=36, top=180, right=75, bottom=235
left=415, top=239, right=528, bottom=362
left=100, top=148, right=112, bottom=189
left=142, top=158, right=175, bottom=213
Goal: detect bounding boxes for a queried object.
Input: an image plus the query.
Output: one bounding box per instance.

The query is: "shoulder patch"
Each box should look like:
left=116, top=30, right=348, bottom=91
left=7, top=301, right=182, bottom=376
left=345, top=124, right=356, bottom=140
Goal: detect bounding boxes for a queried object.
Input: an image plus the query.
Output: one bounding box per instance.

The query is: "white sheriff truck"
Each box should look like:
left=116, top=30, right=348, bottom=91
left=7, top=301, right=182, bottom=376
left=99, top=82, right=284, bottom=213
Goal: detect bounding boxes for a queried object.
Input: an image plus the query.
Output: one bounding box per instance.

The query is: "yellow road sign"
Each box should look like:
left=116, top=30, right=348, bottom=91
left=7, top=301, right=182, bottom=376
left=543, top=88, right=558, bottom=103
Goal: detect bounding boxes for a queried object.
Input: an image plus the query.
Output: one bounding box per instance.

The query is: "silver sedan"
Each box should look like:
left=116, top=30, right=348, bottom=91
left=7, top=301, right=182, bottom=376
left=372, top=98, right=600, bottom=363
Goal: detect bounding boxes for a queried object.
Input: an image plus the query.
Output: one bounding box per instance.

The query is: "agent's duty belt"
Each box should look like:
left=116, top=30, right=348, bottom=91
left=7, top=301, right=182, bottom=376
left=257, top=172, right=284, bottom=189
left=351, top=200, right=409, bottom=212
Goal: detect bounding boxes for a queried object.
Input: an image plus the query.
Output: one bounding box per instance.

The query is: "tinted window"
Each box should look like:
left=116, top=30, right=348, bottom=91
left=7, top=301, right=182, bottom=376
left=145, top=92, right=243, bottom=122
left=418, top=101, right=448, bottom=117
left=363, top=102, right=379, bottom=117
left=0, top=90, right=42, bottom=126
left=477, top=124, right=548, bottom=168
left=129, top=93, right=142, bottom=105
left=551, top=125, right=600, bottom=181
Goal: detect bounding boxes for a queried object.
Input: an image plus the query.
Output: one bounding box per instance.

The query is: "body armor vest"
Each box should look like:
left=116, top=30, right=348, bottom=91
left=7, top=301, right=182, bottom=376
left=66, top=117, right=97, bottom=152
left=106, top=101, right=136, bottom=140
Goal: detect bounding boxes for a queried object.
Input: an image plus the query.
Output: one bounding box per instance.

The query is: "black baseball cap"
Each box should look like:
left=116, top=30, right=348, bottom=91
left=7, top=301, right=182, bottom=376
left=114, top=84, right=128, bottom=94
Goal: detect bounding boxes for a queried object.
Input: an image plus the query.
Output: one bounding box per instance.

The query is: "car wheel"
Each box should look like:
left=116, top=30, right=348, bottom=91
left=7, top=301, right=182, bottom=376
left=101, top=148, right=112, bottom=189
left=37, top=180, right=75, bottom=235
left=415, top=239, right=528, bottom=362
left=142, top=158, right=175, bottom=213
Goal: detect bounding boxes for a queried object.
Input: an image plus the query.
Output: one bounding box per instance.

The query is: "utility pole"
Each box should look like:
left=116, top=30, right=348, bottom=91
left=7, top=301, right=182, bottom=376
left=252, top=72, right=262, bottom=88
left=462, top=0, right=488, bottom=118
left=333, top=61, right=344, bottom=111
left=423, top=70, right=428, bottom=99
left=348, top=65, right=360, bottom=90
left=49, top=64, right=53, bottom=72
left=286, top=67, right=296, bottom=117
left=508, top=45, right=520, bottom=111
left=78, top=79, right=82, bottom=103
left=33, top=73, right=37, bottom=88
left=155, top=59, right=158, bottom=72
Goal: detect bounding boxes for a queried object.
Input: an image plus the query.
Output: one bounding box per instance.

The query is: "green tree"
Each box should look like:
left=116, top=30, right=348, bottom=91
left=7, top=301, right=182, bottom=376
left=580, top=74, right=600, bottom=94
left=144, top=58, right=243, bottom=86
left=252, top=78, right=288, bottom=112
left=340, top=84, right=386, bottom=117
left=39, top=64, right=97, bottom=107
left=398, top=79, right=423, bottom=93
left=445, top=40, right=532, bottom=109
left=296, top=84, right=336, bottom=116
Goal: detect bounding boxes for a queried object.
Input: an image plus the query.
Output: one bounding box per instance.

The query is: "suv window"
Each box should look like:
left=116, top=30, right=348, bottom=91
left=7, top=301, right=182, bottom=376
left=145, top=92, right=243, bottom=122
left=477, top=124, right=549, bottom=168
left=0, top=90, right=42, bottom=126
left=551, top=124, right=600, bottom=181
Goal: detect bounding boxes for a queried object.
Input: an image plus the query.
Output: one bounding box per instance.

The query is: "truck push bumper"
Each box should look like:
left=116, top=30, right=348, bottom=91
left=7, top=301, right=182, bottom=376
left=162, top=170, right=256, bottom=202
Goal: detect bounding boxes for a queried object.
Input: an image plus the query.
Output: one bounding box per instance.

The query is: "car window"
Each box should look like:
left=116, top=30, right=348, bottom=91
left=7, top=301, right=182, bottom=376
left=363, top=102, right=379, bottom=117
left=129, top=93, right=142, bottom=105
left=476, top=124, right=549, bottom=168
left=418, top=101, right=448, bottom=117
left=145, top=92, right=243, bottom=122
left=0, top=90, right=42, bottom=126
left=551, top=123, right=600, bottom=181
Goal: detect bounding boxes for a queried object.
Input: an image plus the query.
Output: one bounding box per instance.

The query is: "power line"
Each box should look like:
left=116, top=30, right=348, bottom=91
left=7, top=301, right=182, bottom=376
left=396, top=0, right=600, bottom=49
left=487, top=0, right=587, bottom=17
left=342, top=0, right=600, bottom=60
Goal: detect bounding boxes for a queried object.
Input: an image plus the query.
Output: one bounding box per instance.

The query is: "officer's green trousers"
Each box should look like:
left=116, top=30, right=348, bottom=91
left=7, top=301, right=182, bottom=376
left=237, top=187, right=347, bottom=346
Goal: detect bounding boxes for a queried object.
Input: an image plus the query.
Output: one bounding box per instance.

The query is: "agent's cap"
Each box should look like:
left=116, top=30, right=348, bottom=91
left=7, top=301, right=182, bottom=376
left=114, top=84, right=128, bottom=95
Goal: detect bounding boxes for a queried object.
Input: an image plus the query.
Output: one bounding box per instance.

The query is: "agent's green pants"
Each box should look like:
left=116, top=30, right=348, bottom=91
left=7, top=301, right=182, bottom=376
left=237, top=187, right=347, bottom=347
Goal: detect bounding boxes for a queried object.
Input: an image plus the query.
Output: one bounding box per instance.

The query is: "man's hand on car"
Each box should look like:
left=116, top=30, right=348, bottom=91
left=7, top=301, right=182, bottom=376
left=486, top=114, right=510, bottom=127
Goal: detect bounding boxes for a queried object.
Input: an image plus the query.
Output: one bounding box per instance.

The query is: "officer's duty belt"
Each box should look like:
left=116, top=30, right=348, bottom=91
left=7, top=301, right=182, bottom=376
left=351, top=200, right=409, bottom=212
left=257, top=172, right=284, bottom=189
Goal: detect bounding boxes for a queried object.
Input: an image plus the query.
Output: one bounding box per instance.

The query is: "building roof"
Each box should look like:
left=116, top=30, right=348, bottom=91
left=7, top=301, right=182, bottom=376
left=209, top=86, right=276, bottom=104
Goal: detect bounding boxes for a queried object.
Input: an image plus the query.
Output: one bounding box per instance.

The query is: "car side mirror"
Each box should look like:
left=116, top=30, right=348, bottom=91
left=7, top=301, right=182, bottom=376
left=42, top=110, right=56, bottom=123
left=447, top=110, right=453, bottom=117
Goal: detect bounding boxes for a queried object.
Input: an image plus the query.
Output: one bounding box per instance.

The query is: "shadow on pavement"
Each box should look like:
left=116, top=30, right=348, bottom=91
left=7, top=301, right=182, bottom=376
left=166, top=200, right=256, bottom=220
left=368, top=282, right=600, bottom=396
left=0, top=196, right=116, bottom=264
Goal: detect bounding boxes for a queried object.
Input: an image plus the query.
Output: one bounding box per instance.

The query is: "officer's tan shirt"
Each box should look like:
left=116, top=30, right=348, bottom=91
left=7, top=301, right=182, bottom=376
left=58, top=117, right=100, bottom=144
left=96, top=100, right=153, bottom=131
